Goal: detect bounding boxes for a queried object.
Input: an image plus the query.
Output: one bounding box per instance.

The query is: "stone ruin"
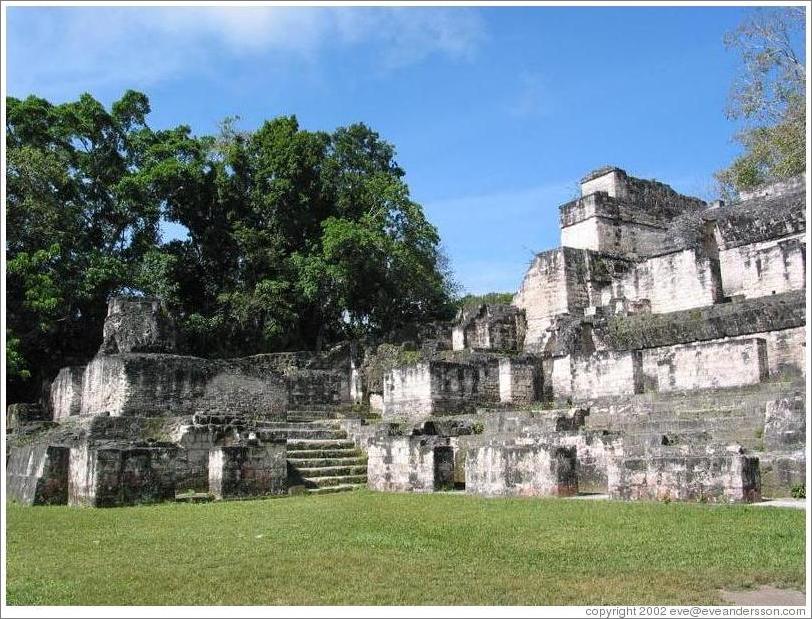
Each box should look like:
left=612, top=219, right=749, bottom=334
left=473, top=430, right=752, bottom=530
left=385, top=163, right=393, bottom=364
left=6, top=167, right=806, bottom=507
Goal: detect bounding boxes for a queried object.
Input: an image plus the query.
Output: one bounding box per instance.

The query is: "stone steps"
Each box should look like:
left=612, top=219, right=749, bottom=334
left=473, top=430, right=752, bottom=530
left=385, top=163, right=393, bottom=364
left=296, top=464, right=369, bottom=477
left=284, top=428, right=348, bottom=440
left=287, top=448, right=361, bottom=459
left=258, top=420, right=342, bottom=429
left=285, top=420, right=368, bottom=495
left=287, top=456, right=367, bottom=468
left=302, top=474, right=367, bottom=488
left=287, top=408, right=344, bottom=422
left=307, top=484, right=365, bottom=495
left=287, top=438, right=357, bottom=451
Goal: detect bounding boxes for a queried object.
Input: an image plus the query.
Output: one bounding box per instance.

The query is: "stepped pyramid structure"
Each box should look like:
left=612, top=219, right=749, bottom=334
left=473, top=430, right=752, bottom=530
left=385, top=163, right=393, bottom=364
left=6, top=167, right=806, bottom=506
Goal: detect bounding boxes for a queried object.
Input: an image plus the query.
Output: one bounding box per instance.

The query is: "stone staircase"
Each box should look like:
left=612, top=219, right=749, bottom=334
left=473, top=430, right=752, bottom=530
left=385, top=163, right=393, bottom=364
left=286, top=405, right=344, bottom=422
left=284, top=420, right=368, bottom=494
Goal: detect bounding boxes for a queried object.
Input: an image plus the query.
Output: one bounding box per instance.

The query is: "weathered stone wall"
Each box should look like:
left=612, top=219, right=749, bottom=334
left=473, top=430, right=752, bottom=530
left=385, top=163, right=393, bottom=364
left=617, top=249, right=722, bottom=314
left=382, top=363, right=433, bottom=421
left=607, top=447, right=761, bottom=503
left=597, top=290, right=804, bottom=352
left=170, top=418, right=245, bottom=492
left=50, top=366, right=85, bottom=420
left=465, top=439, right=578, bottom=497
left=68, top=443, right=178, bottom=507
left=367, top=436, right=454, bottom=492
left=550, top=355, right=574, bottom=398
left=715, top=176, right=805, bottom=249
left=79, top=354, right=288, bottom=418
left=654, top=338, right=767, bottom=392
left=498, top=357, right=540, bottom=405
left=99, top=297, right=178, bottom=355
left=6, top=403, right=46, bottom=430
left=208, top=441, right=287, bottom=499
left=513, top=249, right=571, bottom=351
left=561, top=211, right=668, bottom=258
left=763, top=397, right=805, bottom=452
left=452, top=304, right=526, bottom=352
left=287, top=369, right=347, bottom=408
left=565, top=351, right=643, bottom=398
left=579, top=167, right=706, bottom=216
left=7, top=445, right=70, bottom=505
left=719, top=235, right=805, bottom=300
left=383, top=359, right=500, bottom=421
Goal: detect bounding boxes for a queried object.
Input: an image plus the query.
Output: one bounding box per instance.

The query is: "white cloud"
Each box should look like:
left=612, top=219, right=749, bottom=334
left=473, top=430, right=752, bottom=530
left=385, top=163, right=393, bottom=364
left=508, top=71, right=550, bottom=118
left=6, top=7, right=485, bottom=97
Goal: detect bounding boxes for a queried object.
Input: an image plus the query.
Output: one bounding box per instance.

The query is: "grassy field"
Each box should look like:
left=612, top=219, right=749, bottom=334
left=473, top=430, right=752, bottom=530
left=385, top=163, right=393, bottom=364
left=5, top=490, right=806, bottom=605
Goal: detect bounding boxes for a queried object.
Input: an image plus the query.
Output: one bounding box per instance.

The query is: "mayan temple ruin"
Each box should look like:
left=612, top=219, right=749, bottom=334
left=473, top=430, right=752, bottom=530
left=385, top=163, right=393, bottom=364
left=6, top=166, right=806, bottom=507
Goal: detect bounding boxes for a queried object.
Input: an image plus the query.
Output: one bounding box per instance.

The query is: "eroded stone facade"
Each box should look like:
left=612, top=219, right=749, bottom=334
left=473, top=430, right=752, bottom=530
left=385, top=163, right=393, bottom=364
left=6, top=168, right=806, bottom=507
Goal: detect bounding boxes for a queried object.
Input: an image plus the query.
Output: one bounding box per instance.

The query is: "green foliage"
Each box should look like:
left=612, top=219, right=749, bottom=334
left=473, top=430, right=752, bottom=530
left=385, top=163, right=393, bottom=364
left=6, top=92, right=455, bottom=399
left=6, top=330, right=31, bottom=380
left=717, top=8, right=805, bottom=194
left=5, top=493, right=805, bottom=605
left=455, top=291, right=514, bottom=309
left=157, top=114, right=455, bottom=356
left=6, top=91, right=172, bottom=399
left=790, top=483, right=805, bottom=499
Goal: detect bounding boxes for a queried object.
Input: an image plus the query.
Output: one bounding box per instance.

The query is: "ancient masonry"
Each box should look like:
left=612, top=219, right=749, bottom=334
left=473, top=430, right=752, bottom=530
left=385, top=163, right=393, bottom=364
left=6, top=167, right=806, bottom=506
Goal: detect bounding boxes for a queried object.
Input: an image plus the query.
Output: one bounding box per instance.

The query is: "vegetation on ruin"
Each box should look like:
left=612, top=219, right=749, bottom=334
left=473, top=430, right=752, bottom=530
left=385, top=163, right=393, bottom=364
left=6, top=94, right=457, bottom=401
left=716, top=7, right=806, bottom=194
left=6, top=491, right=805, bottom=605
left=455, top=291, right=515, bottom=309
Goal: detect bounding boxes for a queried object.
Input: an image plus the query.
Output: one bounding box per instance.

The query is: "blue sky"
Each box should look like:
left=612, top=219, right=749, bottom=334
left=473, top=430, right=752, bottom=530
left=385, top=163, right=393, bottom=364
left=5, top=5, right=791, bottom=294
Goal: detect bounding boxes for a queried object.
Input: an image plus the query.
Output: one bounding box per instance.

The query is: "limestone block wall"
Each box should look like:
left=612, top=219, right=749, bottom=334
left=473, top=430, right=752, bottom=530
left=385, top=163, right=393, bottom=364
left=100, top=296, right=177, bottom=355
left=287, top=369, right=347, bottom=408
left=579, top=168, right=706, bottom=215
left=7, top=445, right=70, bottom=505
left=561, top=214, right=668, bottom=257
left=79, top=354, right=288, bottom=418
left=560, top=351, right=643, bottom=399
left=763, top=397, right=805, bottom=452
left=639, top=329, right=803, bottom=390
left=555, top=431, right=622, bottom=494
left=513, top=249, right=571, bottom=351
left=6, top=403, right=46, bottom=430
left=451, top=327, right=465, bottom=351
left=50, top=366, right=85, bottom=420
left=617, top=249, right=722, bottom=314
left=607, top=448, right=761, bottom=503
left=757, top=326, right=806, bottom=377
left=68, top=443, right=178, bottom=507
left=366, top=436, right=454, bottom=492
left=464, top=440, right=578, bottom=497
left=551, top=355, right=574, bottom=398
left=382, top=363, right=433, bottom=421
left=383, top=360, right=500, bottom=421
left=171, top=422, right=241, bottom=492
left=719, top=235, right=805, bottom=300
left=498, top=357, right=540, bottom=404
left=208, top=442, right=287, bottom=499
left=654, top=338, right=767, bottom=392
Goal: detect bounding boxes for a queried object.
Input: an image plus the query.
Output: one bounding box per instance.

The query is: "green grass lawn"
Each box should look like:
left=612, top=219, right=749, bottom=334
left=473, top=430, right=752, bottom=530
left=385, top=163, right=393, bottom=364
left=5, top=490, right=806, bottom=605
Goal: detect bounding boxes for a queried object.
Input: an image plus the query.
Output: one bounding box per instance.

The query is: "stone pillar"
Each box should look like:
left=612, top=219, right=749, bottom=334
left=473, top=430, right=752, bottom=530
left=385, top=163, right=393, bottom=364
left=208, top=441, right=287, bottom=499
left=69, top=443, right=178, bottom=507
left=7, top=445, right=70, bottom=505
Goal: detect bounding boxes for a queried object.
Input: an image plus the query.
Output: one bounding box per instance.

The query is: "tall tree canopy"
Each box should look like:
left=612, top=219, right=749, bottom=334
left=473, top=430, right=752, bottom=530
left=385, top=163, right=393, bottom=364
left=6, top=91, right=456, bottom=402
left=717, top=7, right=806, bottom=193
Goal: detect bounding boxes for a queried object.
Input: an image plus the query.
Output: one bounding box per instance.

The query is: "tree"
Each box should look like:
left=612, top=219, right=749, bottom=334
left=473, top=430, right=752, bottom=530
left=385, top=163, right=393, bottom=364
left=716, top=7, right=806, bottom=194
left=157, top=116, right=457, bottom=355
left=7, top=90, right=457, bottom=403
left=5, top=91, right=190, bottom=401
